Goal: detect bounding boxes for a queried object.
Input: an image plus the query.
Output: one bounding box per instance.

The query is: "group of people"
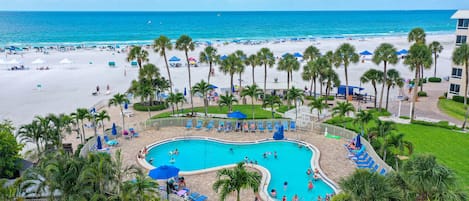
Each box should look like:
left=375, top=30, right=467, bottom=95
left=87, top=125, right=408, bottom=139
left=93, top=84, right=111, bottom=96
left=263, top=151, right=278, bottom=159
left=306, top=168, right=320, bottom=181
left=168, top=176, right=187, bottom=192
left=137, top=147, right=148, bottom=159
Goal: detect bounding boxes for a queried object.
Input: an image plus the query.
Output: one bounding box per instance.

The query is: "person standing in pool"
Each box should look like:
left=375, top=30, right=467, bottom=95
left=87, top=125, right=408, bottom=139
left=274, top=151, right=278, bottom=159
left=283, top=181, right=288, bottom=191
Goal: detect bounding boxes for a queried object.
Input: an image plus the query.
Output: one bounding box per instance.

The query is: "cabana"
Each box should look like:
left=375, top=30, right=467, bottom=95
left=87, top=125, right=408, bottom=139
left=337, top=85, right=364, bottom=96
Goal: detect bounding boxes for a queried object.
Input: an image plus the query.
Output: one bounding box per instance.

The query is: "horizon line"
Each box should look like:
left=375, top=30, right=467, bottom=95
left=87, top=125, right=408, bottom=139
left=0, top=9, right=459, bottom=12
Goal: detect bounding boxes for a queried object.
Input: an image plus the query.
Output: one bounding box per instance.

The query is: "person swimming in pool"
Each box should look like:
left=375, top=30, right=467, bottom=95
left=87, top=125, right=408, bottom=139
left=283, top=181, right=288, bottom=191
left=308, top=180, right=314, bottom=191
left=270, top=189, right=277, bottom=198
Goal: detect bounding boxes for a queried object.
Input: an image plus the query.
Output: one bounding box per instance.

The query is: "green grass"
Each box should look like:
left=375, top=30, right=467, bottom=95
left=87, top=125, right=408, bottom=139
left=438, top=99, right=466, bottom=121
left=152, top=105, right=282, bottom=119
left=277, top=105, right=296, bottom=113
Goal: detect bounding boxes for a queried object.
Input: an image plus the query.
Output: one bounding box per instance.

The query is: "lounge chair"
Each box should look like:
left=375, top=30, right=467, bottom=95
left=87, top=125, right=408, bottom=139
left=103, top=135, right=118, bottom=146
left=195, top=120, right=203, bottom=130
left=225, top=122, right=233, bottom=132
left=266, top=121, right=273, bottom=132
left=274, top=121, right=281, bottom=130
left=206, top=120, right=214, bottom=131
left=282, top=120, right=289, bottom=132
left=235, top=121, right=242, bottom=132
left=355, top=157, right=372, bottom=165
left=186, top=120, right=193, bottom=129
left=243, top=122, right=249, bottom=132
left=358, top=160, right=375, bottom=169
left=217, top=121, right=225, bottom=132
left=129, top=128, right=139, bottom=137
left=257, top=121, right=265, bottom=132
left=352, top=152, right=369, bottom=161
left=371, top=164, right=379, bottom=172
left=290, top=121, right=296, bottom=131
left=188, top=192, right=200, bottom=201
left=195, top=195, right=208, bottom=201
left=379, top=168, right=387, bottom=176
left=249, top=121, right=256, bottom=132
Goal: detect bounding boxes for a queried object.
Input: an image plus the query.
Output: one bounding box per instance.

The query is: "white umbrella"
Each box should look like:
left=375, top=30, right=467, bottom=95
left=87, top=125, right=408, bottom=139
left=31, top=58, right=45, bottom=64
left=7, top=59, right=20, bottom=65
left=59, top=58, right=72, bottom=64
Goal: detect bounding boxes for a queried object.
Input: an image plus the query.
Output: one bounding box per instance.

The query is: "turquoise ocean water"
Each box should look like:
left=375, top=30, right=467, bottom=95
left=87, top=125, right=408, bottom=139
left=0, top=10, right=456, bottom=46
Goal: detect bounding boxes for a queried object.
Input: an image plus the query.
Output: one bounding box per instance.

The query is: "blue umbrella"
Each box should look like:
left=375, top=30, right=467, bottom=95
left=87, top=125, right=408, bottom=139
left=355, top=134, right=362, bottom=149
left=209, top=84, right=218, bottom=89
left=227, top=111, right=247, bottom=119
left=232, top=85, right=235, bottom=93
left=359, top=50, right=373, bottom=56
left=112, top=123, right=117, bottom=136
left=293, top=52, right=303, bottom=58
left=184, top=87, right=187, bottom=96
left=397, top=49, right=408, bottom=55
left=220, top=55, right=228, bottom=61
left=96, top=135, right=102, bottom=150
left=148, top=165, right=180, bottom=180
left=169, top=56, right=181, bottom=62
left=90, top=107, right=96, bottom=114
left=124, top=102, right=128, bottom=110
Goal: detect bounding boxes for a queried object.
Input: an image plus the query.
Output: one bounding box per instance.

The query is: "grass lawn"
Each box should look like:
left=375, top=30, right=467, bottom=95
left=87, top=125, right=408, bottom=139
left=152, top=105, right=282, bottom=119
left=438, top=99, right=466, bottom=121
left=277, top=105, right=296, bottom=113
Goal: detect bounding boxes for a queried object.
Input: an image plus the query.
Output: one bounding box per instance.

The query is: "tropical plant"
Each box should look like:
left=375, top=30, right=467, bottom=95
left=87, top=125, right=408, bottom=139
left=166, top=92, right=185, bottom=114
left=262, top=95, right=282, bottom=118
left=257, top=48, right=275, bottom=98
left=0, top=121, right=22, bottom=178
left=353, top=110, right=373, bottom=136
left=199, top=46, right=219, bottom=85
left=373, top=43, right=398, bottom=111
left=334, top=43, right=359, bottom=102
left=127, top=46, right=149, bottom=69
left=404, top=43, right=432, bottom=120
left=322, top=52, right=340, bottom=104
left=108, top=93, right=129, bottom=134
left=17, top=120, right=45, bottom=155
left=192, top=80, right=212, bottom=117
left=368, top=119, right=397, bottom=144
left=234, top=50, right=247, bottom=90
left=45, top=113, right=73, bottom=148
left=360, top=69, right=384, bottom=108
left=218, top=93, right=238, bottom=112
left=287, top=87, right=304, bottom=120
left=95, top=110, right=110, bottom=135
left=241, top=84, right=263, bottom=119
left=176, top=34, right=195, bottom=115
left=245, top=54, right=260, bottom=85
left=338, top=169, right=401, bottom=201
left=380, top=132, right=413, bottom=163
left=452, top=43, right=469, bottom=129
left=385, top=69, right=404, bottom=110
left=71, top=108, right=91, bottom=144
left=429, top=41, right=443, bottom=77
left=408, top=27, right=426, bottom=44
left=212, top=162, right=261, bottom=201
left=302, top=57, right=325, bottom=97
left=308, top=97, right=328, bottom=121
left=303, top=45, right=321, bottom=62
left=332, top=101, right=355, bottom=128
left=153, top=35, right=174, bottom=92
left=220, top=53, right=244, bottom=95
left=278, top=53, right=300, bottom=93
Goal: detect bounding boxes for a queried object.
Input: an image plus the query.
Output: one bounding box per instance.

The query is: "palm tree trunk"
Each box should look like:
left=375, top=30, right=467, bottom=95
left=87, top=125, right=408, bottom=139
left=345, top=66, right=349, bottom=103
left=462, top=63, right=469, bottom=129
left=373, top=84, right=377, bottom=108
left=411, top=67, right=420, bottom=120
left=102, top=120, right=105, bottom=135
left=313, top=77, right=317, bottom=97
left=252, top=66, right=255, bottom=85
left=120, top=106, right=126, bottom=134
left=379, top=62, right=387, bottom=111
left=237, top=190, right=241, bottom=201
left=252, top=96, right=255, bottom=119
left=319, top=79, right=323, bottom=97
left=433, top=53, right=437, bottom=77
left=386, top=85, right=391, bottom=110
left=264, top=64, right=267, bottom=99
left=185, top=52, right=194, bottom=115
left=239, top=72, right=242, bottom=94
left=81, top=122, right=85, bottom=144
left=208, top=62, right=212, bottom=85
left=287, top=71, right=291, bottom=109
left=295, top=102, right=298, bottom=120
left=204, top=95, right=208, bottom=117
left=230, top=74, right=234, bottom=96
left=163, top=52, right=173, bottom=93
left=310, top=79, right=314, bottom=97
left=420, top=67, right=424, bottom=92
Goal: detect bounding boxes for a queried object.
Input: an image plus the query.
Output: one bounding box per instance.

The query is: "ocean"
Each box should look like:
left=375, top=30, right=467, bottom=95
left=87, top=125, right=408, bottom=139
left=0, top=10, right=456, bottom=46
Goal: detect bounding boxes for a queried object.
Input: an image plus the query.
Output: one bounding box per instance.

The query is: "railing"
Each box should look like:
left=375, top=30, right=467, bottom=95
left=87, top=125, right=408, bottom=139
left=79, top=136, right=97, bottom=157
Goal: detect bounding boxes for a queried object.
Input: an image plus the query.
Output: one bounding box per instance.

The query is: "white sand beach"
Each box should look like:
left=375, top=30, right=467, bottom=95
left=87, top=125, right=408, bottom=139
left=0, top=34, right=455, bottom=127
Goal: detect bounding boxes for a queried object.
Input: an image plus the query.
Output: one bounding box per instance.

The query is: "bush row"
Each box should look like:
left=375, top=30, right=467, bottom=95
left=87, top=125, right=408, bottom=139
left=417, top=91, right=427, bottom=97
left=133, top=102, right=168, bottom=111
left=428, top=77, right=442, bottom=83
left=452, top=95, right=468, bottom=104
left=411, top=120, right=459, bottom=130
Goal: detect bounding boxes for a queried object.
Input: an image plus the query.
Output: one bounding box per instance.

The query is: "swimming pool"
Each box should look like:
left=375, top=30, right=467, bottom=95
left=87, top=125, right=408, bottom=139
left=145, top=138, right=336, bottom=201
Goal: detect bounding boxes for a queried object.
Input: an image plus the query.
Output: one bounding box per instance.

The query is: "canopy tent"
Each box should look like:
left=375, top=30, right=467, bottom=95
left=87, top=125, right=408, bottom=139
left=396, top=49, right=408, bottom=55
left=359, top=50, right=373, bottom=56
left=59, top=58, right=72, bottom=64
left=31, top=58, right=45, bottom=64
left=337, top=85, right=364, bottom=96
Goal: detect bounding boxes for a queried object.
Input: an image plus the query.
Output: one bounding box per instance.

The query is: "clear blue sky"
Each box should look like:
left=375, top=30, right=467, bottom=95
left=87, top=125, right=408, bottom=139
left=1, top=0, right=469, bottom=11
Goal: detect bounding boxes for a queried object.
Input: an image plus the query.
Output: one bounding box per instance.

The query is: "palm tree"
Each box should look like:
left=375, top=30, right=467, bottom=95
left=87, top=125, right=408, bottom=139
left=46, top=113, right=73, bottom=148
left=220, top=53, right=243, bottom=95
left=368, top=119, right=396, bottom=142
left=108, top=93, right=130, bottom=134
left=353, top=110, right=373, bottom=136
left=332, top=101, right=355, bottom=128
left=166, top=92, right=185, bottom=114
left=452, top=43, right=469, bottom=129
left=287, top=87, right=304, bottom=120
left=153, top=35, right=173, bottom=92
left=303, top=45, right=321, bottom=62
left=175, top=35, right=195, bottom=115
left=334, top=43, right=360, bottom=102
left=404, top=43, right=432, bottom=120
left=373, top=43, right=398, bottom=111
left=17, top=120, right=45, bottom=154
left=241, top=84, right=262, bottom=119
left=257, top=48, right=275, bottom=98
left=338, top=169, right=401, bottom=201
left=139, top=63, right=160, bottom=106
left=212, top=162, right=261, bottom=201
left=429, top=41, right=443, bottom=77
left=218, top=93, right=238, bottom=112
left=302, top=58, right=324, bottom=97
left=381, top=132, right=413, bottom=163
left=386, top=69, right=404, bottom=110
left=278, top=53, right=300, bottom=108
left=199, top=46, right=219, bottom=85
left=192, top=80, right=212, bottom=117
left=127, top=46, right=149, bottom=69
left=408, top=27, right=426, bottom=44
left=262, top=95, right=282, bottom=118
left=71, top=108, right=90, bottom=144
left=235, top=50, right=246, bottom=90
left=245, top=54, right=260, bottom=85
left=308, top=97, right=328, bottom=121
left=360, top=69, right=384, bottom=108
left=95, top=110, right=110, bottom=135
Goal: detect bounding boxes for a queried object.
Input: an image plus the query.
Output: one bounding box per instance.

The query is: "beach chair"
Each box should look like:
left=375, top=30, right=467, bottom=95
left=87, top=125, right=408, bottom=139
left=225, top=122, right=233, bottom=132
left=355, top=157, right=372, bottom=165
left=274, top=121, right=281, bottom=130
left=371, top=164, right=379, bottom=172
left=129, top=128, right=139, bottom=137
left=352, top=152, right=369, bottom=162
left=195, top=120, right=203, bottom=130
left=358, top=160, right=375, bottom=169
left=266, top=121, right=274, bottom=132
left=206, top=120, right=214, bottom=131
left=249, top=121, right=256, bottom=132
left=257, top=121, right=265, bottom=132
left=186, top=120, right=193, bottom=129
left=103, top=135, right=118, bottom=146
left=195, top=195, right=208, bottom=201
left=217, top=121, right=225, bottom=132
left=188, top=192, right=200, bottom=201
left=243, top=122, right=249, bottom=132
left=290, top=121, right=296, bottom=131
left=235, top=121, right=242, bottom=132
left=282, top=120, right=289, bottom=132
left=379, top=168, right=387, bottom=176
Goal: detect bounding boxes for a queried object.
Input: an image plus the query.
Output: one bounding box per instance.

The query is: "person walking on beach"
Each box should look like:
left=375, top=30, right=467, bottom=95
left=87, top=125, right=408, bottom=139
left=96, top=85, right=100, bottom=94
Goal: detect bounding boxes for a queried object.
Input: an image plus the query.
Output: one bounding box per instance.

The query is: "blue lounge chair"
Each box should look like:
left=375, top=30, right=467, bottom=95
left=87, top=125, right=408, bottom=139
left=290, top=121, right=296, bottom=131
left=217, top=121, right=225, bottom=132
left=282, top=120, right=289, bottom=131
left=206, top=120, right=214, bottom=131
left=225, top=122, right=233, bottom=132
left=371, top=164, right=379, bottom=172
left=352, top=152, right=369, bottom=161
left=103, top=135, right=118, bottom=146
left=358, top=160, right=375, bottom=169
left=257, top=121, right=265, bottom=132
left=274, top=121, right=281, bottom=130
left=186, top=120, right=193, bottom=129
left=235, top=121, right=242, bottom=132
left=266, top=121, right=274, bottom=132
left=188, top=192, right=200, bottom=201
left=249, top=121, right=256, bottom=132
left=195, top=195, right=208, bottom=201
left=379, top=168, right=387, bottom=176
left=195, top=120, right=203, bottom=130
left=355, top=157, right=372, bottom=165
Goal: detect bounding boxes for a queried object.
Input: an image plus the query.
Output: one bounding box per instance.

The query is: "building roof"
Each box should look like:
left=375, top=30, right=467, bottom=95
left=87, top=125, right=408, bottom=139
left=451, top=10, right=469, bottom=19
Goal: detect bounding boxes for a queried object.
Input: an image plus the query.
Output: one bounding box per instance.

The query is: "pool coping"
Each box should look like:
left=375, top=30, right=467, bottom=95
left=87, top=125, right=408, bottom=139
left=137, top=136, right=340, bottom=201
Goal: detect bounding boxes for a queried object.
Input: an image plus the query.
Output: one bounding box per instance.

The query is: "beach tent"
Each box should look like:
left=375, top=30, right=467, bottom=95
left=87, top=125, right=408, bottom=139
left=359, top=50, right=373, bottom=56
left=337, top=85, right=364, bottom=96
left=60, top=58, right=72, bottom=64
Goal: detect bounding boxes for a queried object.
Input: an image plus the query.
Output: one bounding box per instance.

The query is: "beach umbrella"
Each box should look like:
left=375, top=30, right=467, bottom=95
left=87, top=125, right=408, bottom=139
left=209, top=84, right=218, bottom=89
left=359, top=50, right=373, bottom=56
left=96, top=135, right=102, bottom=150
left=355, top=134, right=362, bottom=148
left=220, top=55, right=228, bottom=61
left=112, top=123, right=117, bottom=136
left=188, top=57, right=196, bottom=61
left=31, top=58, right=45, bottom=64
left=399, top=49, right=408, bottom=55
left=169, top=56, right=181, bottom=62
left=148, top=165, right=180, bottom=200
left=59, top=58, right=72, bottom=64
left=124, top=102, right=128, bottom=110
left=184, top=87, right=187, bottom=96
left=227, top=111, right=247, bottom=119
left=293, top=52, right=303, bottom=58
left=232, top=85, right=235, bottom=93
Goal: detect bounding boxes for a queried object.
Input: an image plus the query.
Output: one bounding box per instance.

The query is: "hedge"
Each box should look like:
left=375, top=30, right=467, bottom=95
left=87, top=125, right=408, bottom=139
left=417, top=91, right=427, bottom=97
left=411, top=120, right=458, bottom=130
left=452, top=95, right=467, bottom=104
left=133, top=102, right=168, bottom=111
left=428, top=77, right=442, bottom=83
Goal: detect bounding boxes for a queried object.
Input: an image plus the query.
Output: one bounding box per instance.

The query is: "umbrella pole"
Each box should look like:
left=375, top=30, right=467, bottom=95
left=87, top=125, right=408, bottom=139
left=166, top=180, right=170, bottom=200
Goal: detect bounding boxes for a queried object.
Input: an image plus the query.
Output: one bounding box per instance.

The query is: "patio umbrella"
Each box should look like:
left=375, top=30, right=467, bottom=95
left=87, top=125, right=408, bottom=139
left=293, top=52, right=303, bottom=58
left=112, top=123, right=117, bottom=136
left=124, top=102, right=128, bottom=110
left=399, top=49, right=408, bottom=55
left=220, top=55, right=228, bottom=61
left=359, top=50, right=373, bottom=56
left=184, top=87, right=187, bottom=96
left=355, top=134, right=362, bottom=148
left=232, top=85, right=235, bottom=93
left=227, top=111, right=247, bottom=119
left=209, top=84, right=218, bottom=89
left=169, top=56, right=181, bottom=62
left=148, top=165, right=180, bottom=200
left=96, top=135, right=102, bottom=150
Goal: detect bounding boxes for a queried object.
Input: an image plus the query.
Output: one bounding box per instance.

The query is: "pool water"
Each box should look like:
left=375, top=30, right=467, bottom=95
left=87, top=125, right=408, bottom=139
left=146, top=139, right=335, bottom=200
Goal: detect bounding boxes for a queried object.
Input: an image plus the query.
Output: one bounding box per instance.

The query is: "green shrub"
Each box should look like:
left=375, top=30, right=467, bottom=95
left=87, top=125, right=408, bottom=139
left=326, top=95, right=335, bottom=100
left=444, top=92, right=447, bottom=98
left=417, top=91, right=427, bottom=97
left=422, top=78, right=427, bottom=83
left=75, top=144, right=84, bottom=157
left=411, top=120, right=458, bottom=130
left=133, top=102, right=168, bottom=111
left=368, top=109, right=392, bottom=117
left=305, top=95, right=334, bottom=101
left=399, top=116, right=410, bottom=119
left=428, top=77, right=442, bottom=83
left=452, top=95, right=466, bottom=104
left=438, top=96, right=446, bottom=100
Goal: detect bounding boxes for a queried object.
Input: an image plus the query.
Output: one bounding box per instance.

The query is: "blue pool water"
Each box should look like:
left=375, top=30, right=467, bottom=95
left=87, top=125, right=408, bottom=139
left=146, top=139, right=335, bottom=200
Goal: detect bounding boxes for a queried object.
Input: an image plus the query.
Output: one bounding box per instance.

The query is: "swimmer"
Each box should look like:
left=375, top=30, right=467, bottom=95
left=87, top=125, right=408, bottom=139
left=308, top=180, right=314, bottom=191
left=314, top=173, right=319, bottom=180
left=283, top=181, right=288, bottom=191
left=270, top=189, right=277, bottom=198
left=174, top=149, right=179, bottom=155
left=292, top=194, right=298, bottom=201
left=229, top=148, right=233, bottom=152
left=263, top=152, right=267, bottom=158
left=170, top=157, right=176, bottom=164
left=274, top=151, right=278, bottom=159
left=244, top=156, right=249, bottom=163
left=282, top=195, right=287, bottom=201
left=149, top=158, right=154, bottom=165
left=314, top=168, right=319, bottom=174
left=317, top=195, right=322, bottom=201
left=254, top=160, right=258, bottom=164
left=143, top=147, right=148, bottom=154
left=306, top=168, right=312, bottom=176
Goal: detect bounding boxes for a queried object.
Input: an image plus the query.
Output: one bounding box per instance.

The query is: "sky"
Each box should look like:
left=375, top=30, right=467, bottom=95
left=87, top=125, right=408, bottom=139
left=1, top=0, right=469, bottom=11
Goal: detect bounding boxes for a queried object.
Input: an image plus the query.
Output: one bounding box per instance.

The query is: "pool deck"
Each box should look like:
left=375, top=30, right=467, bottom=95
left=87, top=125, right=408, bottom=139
left=108, top=127, right=355, bottom=201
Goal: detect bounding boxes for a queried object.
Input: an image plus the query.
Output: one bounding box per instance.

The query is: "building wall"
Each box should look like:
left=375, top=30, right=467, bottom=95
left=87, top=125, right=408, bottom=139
left=448, top=17, right=469, bottom=98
